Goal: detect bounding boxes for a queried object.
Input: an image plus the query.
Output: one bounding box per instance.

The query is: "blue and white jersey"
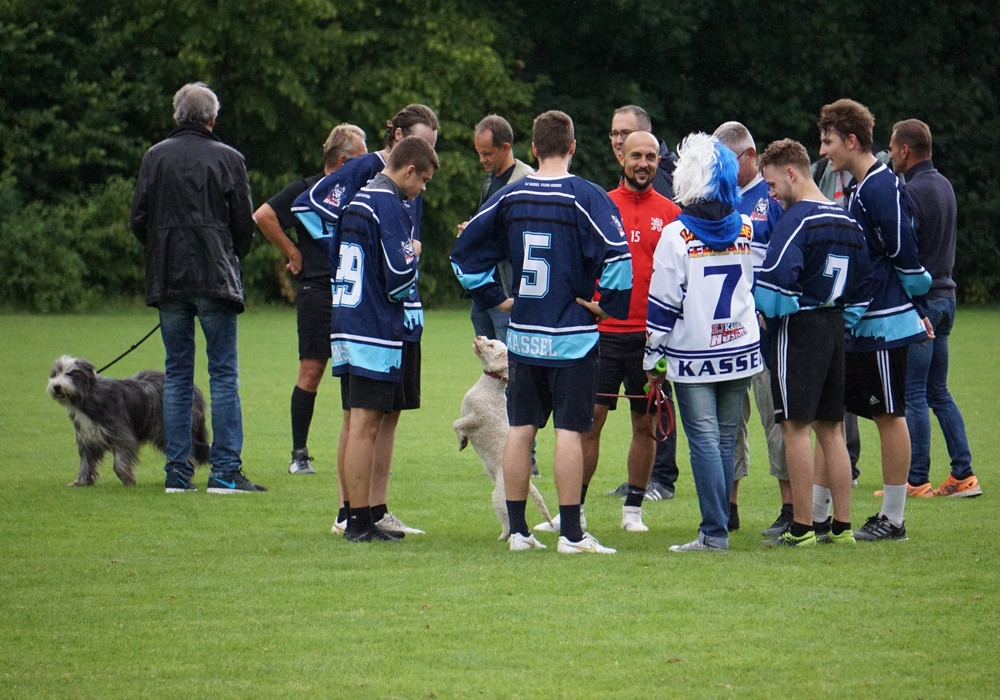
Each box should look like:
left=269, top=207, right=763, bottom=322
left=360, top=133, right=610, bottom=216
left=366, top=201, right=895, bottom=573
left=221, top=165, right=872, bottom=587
left=450, top=174, right=632, bottom=366
left=329, top=174, right=419, bottom=382
left=848, top=162, right=931, bottom=351
left=754, top=199, right=873, bottom=329
left=737, top=174, right=784, bottom=273
left=645, top=213, right=762, bottom=384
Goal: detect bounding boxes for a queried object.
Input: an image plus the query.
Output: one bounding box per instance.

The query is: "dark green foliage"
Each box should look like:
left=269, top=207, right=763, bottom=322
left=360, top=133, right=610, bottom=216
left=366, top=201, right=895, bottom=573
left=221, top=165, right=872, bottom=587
left=2, top=0, right=998, bottom=309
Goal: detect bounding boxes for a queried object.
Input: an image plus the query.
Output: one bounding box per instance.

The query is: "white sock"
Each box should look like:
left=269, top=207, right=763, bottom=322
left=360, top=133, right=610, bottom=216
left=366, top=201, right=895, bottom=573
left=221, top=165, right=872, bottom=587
left=881, top=484, right=907, bottom=526
left=812, top=485, right=832, bottom=523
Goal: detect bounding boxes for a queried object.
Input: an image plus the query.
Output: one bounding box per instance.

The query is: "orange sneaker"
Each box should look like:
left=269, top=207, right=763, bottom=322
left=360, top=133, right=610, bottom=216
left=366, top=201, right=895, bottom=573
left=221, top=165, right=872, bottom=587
left=874, top=482, right=935, bottom=498
left=934, top=474, right=982, bottom=498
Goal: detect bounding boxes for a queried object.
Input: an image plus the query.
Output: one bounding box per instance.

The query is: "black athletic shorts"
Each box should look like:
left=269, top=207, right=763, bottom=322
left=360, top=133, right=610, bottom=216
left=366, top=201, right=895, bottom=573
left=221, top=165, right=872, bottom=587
left=770, top=309, right=845, bottom=423
left=506, top=348, right=598, bottom=432
left=844, top=346, right=908, bottom=418
left=297, top=281, right=332, bottom=361
left=595, top=331, right=657, bottom=413
left=339, top=341, right=421, bottom=412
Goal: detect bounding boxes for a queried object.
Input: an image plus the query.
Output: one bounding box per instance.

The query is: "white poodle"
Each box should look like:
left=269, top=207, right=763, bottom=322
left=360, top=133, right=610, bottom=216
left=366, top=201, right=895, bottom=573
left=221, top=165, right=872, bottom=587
left=454, top=336, right=553, bottom=540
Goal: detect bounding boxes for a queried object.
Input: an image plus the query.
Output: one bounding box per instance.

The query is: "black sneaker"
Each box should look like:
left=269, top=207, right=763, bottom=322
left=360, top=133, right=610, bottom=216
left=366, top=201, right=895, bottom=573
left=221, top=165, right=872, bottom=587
left=814, top=516, right=832, bottom=543
left=762, top=507, right=794, bottom=537
left=165, top=471, right=197, bottom=493
left=288, top=448, right=316, bottom=475
left=207, top=469, right=268, bottom=494
left=605, top=482, right=629, bottom=497
left=344, top=525, right=402, bottom=542
left=645, top=481, right=675, bottom=501
left=854, top=513, right=908, bottom=541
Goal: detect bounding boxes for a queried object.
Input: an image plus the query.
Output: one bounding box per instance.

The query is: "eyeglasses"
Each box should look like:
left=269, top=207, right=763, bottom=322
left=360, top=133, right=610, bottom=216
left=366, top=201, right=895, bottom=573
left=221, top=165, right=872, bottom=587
left=734, top=148, right=750, bottom=161
left=608, top=130, right=634, bottom=140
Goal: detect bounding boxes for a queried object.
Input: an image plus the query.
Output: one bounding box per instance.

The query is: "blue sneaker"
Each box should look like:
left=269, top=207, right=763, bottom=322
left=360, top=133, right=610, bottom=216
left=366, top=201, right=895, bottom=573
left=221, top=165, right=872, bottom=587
left=165, top=471, right=197, bottom=493
left=207, top=469, right=267, bottom=494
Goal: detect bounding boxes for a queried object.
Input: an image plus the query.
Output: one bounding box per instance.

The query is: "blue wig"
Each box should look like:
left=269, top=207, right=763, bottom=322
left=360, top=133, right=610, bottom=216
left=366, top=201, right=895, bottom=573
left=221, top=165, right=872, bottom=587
left=671, top=132, right=741, bottom=208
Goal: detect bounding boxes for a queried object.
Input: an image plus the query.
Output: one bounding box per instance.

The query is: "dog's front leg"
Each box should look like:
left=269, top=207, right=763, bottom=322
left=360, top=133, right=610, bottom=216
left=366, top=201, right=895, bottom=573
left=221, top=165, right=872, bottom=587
left=71, top=446, right=102, bottom=487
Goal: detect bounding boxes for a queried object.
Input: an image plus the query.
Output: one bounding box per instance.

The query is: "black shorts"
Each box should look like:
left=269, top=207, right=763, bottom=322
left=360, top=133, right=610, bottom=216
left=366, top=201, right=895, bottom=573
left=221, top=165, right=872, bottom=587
left=339, top=341, right=420, bottom=412
left=770, top=310, right=845, bottom=423
left=595, top=332, right=657, bottom=413
left=844, top=346, right=908, bottom=418
left=297, top=281, right=332, bottom=361
left=506, top=348, right=598, bottom=432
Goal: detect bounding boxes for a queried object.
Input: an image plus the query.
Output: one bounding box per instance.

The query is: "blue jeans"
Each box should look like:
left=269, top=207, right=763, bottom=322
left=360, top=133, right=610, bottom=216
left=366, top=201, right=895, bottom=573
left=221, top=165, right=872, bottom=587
left=470, top=302, right=511, bottom=342
left=159, top=298, right=243, bottom=478
left=905, top=297, right=973, bottom=484
left=674, top=378, right=750, bottom=547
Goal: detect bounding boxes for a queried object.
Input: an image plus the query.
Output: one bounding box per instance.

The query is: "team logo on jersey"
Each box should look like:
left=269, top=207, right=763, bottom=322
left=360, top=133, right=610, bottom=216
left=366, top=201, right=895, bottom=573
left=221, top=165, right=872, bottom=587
left=650, top=217, right=664, bottom=233
left=751, top=197, right=769, bottom=222
left=402, top=239, right=417, bottom=265
left=710, top=322, right=748, bottom=347
left=611, top=215, right=626, bottom=238
left=323, top=183, right=347, bottom=209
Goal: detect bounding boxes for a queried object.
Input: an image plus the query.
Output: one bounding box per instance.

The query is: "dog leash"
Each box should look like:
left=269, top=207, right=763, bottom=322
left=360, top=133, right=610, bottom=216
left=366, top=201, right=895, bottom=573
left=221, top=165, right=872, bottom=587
left=96, top=323, right=161, bottom=374
left=594, top=386, right=675, bottom=442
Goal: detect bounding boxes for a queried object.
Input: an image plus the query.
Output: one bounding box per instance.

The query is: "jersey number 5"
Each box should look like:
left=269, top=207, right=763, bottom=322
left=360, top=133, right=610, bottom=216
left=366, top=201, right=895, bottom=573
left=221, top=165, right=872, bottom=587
left=520, top=232, right=551, bottom=298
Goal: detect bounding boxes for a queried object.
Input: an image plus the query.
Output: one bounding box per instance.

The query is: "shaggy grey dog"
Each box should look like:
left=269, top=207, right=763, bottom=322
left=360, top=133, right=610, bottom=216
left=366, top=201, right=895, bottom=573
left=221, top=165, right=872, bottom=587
left=453, top=337, right=553, bottom=540
left=47, top=355, right=210, bottom=486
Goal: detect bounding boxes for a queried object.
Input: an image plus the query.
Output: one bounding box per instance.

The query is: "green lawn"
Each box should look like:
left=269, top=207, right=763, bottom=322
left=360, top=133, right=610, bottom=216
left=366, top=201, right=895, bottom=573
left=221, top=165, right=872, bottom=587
left=2, top=307, right=998, bottom=698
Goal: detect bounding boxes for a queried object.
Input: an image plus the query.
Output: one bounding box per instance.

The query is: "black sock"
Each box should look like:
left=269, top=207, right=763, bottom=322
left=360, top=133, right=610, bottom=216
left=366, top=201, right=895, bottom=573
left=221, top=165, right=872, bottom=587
left=290, top=386, right=317, bottom=451
left=789, top=521, right=812, bottom=538
left=506, top=500, right=529, bottom=536
left=371, top=503, right=388, bottom=522
left=347, top=506, right=373, bottom=532
left=559, top=504, right=584, bottom=542
left=338, top=503, right=349, bottom=522
left=624, top=484, right=645, bottom=508
left=831, top=519, right=851, bottom=535
left=781, top=503, right=793, bottom=516
left=580, top=482, right=590, bottom=505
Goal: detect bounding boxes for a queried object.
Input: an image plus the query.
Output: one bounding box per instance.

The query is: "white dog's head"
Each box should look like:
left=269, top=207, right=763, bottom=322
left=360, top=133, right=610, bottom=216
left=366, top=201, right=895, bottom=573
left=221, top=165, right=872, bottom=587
left=472, top=336, right=508, bottom=379
left=47, top=355, right=97, bottom=408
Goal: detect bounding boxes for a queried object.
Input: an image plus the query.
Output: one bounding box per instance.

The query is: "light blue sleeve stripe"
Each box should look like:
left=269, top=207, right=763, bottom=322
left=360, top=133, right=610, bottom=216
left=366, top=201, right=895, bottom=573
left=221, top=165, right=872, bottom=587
left=754, top=284, right=800, bottom=318
left=897, top=269, right=932, bottom=298
left=599, top=258, right=633, bottom=291
left=451, top=262, right=498, bottom=292
left=293, top=210, right=333, bottom=241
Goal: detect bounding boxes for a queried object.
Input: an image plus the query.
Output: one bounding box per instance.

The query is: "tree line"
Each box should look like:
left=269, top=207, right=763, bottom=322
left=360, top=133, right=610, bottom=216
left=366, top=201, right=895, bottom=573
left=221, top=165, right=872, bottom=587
left=2, top=0, right=998, bottom=311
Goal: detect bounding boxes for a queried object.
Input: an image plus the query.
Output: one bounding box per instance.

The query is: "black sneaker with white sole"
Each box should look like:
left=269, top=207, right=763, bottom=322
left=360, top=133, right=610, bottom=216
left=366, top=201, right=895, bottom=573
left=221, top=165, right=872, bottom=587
left=165, top=471, right=197, bottom=493
left=762, top=507, right=794, bottom=537
left=854, top=513, right=908, bottom=541
left=206, top=469, right=267, bottom=494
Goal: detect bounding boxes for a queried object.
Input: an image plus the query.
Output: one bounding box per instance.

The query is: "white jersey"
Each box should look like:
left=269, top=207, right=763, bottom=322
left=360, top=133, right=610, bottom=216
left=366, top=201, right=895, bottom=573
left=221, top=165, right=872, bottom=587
left=645, top=212, right=762, bottom=383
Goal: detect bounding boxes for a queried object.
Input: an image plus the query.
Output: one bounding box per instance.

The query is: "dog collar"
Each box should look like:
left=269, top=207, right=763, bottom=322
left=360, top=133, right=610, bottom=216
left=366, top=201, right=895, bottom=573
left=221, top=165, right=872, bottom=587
left=484, top=370, right=507, bottom=383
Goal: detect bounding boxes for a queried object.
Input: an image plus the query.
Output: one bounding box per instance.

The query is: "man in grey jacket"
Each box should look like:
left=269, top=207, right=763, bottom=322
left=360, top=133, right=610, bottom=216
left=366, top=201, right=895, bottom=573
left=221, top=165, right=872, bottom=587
left=131, top=81, right=264, bottom=494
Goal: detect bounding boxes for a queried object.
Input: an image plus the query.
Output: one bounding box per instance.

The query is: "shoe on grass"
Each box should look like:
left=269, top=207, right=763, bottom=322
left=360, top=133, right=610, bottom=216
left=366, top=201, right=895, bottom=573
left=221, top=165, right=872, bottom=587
left=669, top=538, right=726, bottom=553
left=762, top=508, right=793, bottom=537
left=207, top=469, right=267, bottom=494
left=605, top=482, right=629, bottom=497
left=557, top=533, right=616, bottom=554
left=644, top=481, right=675, bottom=501
left=823, top=529, right=857, bottom=545
left=934, top=474, right=982, bottom=498
left=288, top=448, right=316, bottom=475
left=509, top=532, right=547, bottom=551
left=376, top=513, right=425, bottom=534
left=873, top=482, right=934, bottom=498
left=854, top=513, right=908, bottom=541
left=764, top=530, right=817, bottom=548
left=344, top=526, right=400, bottom=543
left=621, top=506, right=648, bottom=532
left=331, top=519, right=347, bottom=535
left=164, top=471, right=197, bottom=493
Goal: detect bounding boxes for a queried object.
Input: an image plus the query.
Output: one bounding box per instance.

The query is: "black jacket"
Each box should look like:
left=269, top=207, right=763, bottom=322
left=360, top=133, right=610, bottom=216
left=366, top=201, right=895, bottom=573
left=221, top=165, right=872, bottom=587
left=130, top=124, right=255, bottom=311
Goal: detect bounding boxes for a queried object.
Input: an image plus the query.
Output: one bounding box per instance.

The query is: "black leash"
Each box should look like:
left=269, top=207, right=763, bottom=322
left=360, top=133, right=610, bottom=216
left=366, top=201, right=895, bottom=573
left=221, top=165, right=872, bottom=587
left=96, top=323, right=161, bottom=374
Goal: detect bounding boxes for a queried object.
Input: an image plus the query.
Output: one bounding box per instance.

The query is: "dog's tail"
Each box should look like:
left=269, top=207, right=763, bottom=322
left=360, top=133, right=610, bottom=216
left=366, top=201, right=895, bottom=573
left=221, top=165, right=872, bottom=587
left=528, top=482, right=554, bottom=526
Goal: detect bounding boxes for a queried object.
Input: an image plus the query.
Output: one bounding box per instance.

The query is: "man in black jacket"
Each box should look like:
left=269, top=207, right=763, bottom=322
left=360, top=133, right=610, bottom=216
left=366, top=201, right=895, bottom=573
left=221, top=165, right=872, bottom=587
left=131, top=81, right=265, bottom=494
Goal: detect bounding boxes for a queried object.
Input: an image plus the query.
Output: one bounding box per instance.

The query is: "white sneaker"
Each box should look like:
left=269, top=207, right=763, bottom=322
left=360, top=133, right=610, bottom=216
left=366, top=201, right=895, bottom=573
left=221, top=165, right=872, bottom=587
left=669, top=539, right=726, bottom=552
left=557, top=532, right=616, bottom=554
left=509, top=532, right=547, bottom=551
left=533, top=510, right=586, bottom=533
left=331, top=519, right=347, bottom=535
left=376, top=513, right=425, bottom=535
left=621, top=506, right=649, bottom=532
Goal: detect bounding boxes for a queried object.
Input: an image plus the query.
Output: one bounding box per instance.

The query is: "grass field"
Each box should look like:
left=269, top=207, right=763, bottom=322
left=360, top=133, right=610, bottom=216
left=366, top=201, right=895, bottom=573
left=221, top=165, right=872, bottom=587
left=2, top=307, right=998, bottom=698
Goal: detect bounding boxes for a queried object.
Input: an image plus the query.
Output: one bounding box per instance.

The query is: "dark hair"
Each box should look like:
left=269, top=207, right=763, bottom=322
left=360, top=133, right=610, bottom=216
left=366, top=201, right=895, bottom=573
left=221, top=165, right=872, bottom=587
left=818, top=98, right=874, bottom=152
left=384, top=104, right=439, bottom=149
left=387, top=135, right=439, bottom=172
left=475, top=114, right=514, bottom=149
left=532, top=110, right=574, bottom=159
left=892, top=118, right=933, bottom=159
left=757, top=138, right=811, bottom=176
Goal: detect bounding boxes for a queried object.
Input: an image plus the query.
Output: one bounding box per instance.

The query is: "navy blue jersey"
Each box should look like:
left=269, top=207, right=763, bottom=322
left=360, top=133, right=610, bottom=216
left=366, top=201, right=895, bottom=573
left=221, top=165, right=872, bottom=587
left=267, top=173, right=328, bottom=281
left=737, top=174, right=784, bottom=273
left=451, top=174, right=632, bottom=366
left=848, top=162, right=931, bottom=350
left=329, top=174, right=419, bottom=381
left=755, top=199, right=873, bottom=328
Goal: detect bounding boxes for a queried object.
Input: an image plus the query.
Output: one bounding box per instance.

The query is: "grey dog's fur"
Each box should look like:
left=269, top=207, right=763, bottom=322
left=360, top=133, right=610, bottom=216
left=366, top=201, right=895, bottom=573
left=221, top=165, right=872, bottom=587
left=453, top=337, right=553, bottom=540
left=47, top=355, right=210, bottom=486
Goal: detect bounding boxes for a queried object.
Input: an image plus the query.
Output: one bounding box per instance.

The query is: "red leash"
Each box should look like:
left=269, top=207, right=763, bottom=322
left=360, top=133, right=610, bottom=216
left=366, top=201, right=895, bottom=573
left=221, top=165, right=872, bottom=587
left=595, top=385, right=675, bottom=442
